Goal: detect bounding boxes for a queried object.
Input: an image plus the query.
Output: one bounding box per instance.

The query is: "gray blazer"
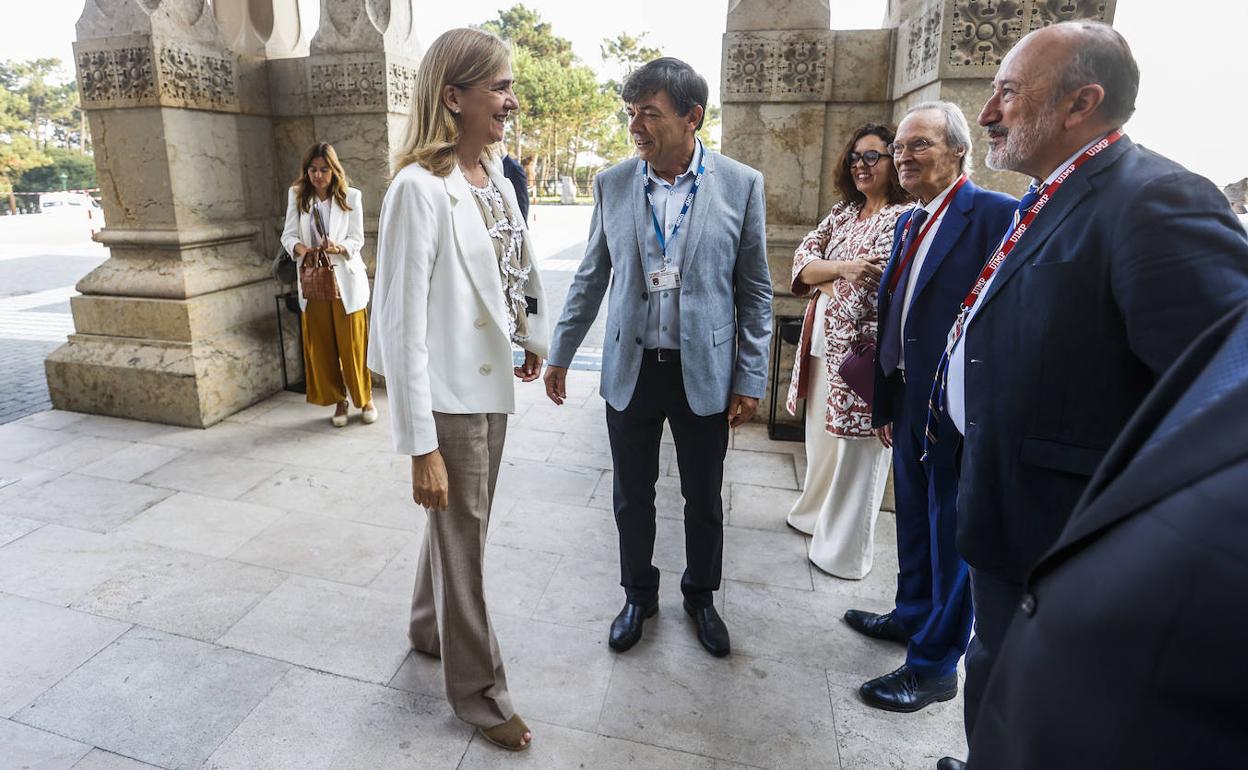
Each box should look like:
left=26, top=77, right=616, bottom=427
left=549, top=150, right=773, bottom=415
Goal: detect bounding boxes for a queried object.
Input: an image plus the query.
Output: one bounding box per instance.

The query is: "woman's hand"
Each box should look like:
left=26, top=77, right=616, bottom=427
left=323, top=238, right=345, bottom=255
left=411, top=450, right=449, bottom=510
left=514, top=350, right=542, bottom=382
left=841, top=259, right=883, bottom=289
left=293, top=243, right=308, bottom=258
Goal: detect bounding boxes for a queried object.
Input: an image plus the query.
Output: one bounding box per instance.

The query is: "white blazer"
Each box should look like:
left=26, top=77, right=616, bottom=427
left=280, top=186, right=370, bottom=314
left=368, top=158, right=550, bottom=456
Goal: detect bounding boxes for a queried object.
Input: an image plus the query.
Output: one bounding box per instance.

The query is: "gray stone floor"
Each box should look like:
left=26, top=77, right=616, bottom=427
left=0, top=370, right=967, bottom=769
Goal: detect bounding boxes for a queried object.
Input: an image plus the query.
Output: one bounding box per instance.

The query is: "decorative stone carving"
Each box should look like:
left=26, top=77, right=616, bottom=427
left=310, top=59, right=386, bottom=110
left=306, top=54, right=419, bottom=114
left=78, top=47, right=156, bottom=103
left=901, top=0, right=942, bottom=87
left=1029, top=0, right=1109, bottom=30
left=74, top=37, right=238, bottom=111
left=948, top=0, right=1026, bottom=68
left=158, top=46, right=236, bottom=109
left=724, top=31, right=832, bottom=102
left=387, top=62, right=418, bottom=114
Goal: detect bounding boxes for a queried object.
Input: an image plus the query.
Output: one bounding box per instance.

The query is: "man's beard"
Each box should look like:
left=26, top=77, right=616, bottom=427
left=985, top=116, right=1056, bottom=173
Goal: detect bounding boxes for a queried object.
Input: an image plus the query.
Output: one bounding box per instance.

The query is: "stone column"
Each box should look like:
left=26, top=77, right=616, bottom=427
left=291, top=0, right=423, bottom=273
left=47, top=0, right=281, bottom=427
left=891, top=0, right=1119, bottom=196
left=721, top=0, right=895, bottom=424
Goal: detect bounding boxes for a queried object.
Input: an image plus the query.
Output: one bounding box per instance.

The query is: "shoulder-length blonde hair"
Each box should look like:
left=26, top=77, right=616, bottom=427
left=291, top=142, right=353, bottom=213
left=394, top=28, right=511, bottom=177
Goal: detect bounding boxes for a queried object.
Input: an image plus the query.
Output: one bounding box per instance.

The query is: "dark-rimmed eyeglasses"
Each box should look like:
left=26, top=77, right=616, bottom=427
left=847, top=150, right=892, bottom=167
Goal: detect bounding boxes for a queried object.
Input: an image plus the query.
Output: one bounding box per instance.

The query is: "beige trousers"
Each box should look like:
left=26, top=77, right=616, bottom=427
left=787, top=357, right=892, bottom=579
left=408, top=411, right=514, bottom=729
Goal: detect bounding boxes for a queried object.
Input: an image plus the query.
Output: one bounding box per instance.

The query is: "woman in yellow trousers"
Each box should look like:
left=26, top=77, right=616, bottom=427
left=281, top=142, right=377, bottom=427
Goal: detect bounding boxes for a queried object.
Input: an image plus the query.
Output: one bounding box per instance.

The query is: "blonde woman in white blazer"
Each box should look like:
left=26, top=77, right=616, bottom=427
left=367, top=28, right=547, bottom=752
left=281, top=141, right=375, bottom=427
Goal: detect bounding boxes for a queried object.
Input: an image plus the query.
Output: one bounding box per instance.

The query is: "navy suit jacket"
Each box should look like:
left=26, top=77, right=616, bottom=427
left=968, top=301, right=1248, bottom=770
left=502, top=155, right=529, bottom=222
left=957, top=136, right=1248, bottom=581
left=871, top=178, right=1017, bottom=465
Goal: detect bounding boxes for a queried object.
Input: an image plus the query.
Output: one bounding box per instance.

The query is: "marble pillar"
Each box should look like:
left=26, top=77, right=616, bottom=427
left=47, top=0, right=282, bottom=428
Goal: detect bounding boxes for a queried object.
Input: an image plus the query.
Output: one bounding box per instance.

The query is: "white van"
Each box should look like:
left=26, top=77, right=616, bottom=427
left=38, top=191, right=105, bottom=231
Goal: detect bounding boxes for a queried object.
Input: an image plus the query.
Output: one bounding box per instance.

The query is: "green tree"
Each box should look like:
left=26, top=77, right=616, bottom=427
left=480, top=4, right=574, bottom=67
left=15, top=147, right=97, bottom=193
left=0, top=82, right=47, bottom=195
left=600, top=32, right=663, bottom=88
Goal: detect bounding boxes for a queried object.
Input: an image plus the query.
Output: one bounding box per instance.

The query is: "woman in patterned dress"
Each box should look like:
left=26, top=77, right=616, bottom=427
left=785, top=123, right=910, bottom=579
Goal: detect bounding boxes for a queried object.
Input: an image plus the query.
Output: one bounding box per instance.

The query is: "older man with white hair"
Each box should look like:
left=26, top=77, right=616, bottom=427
left=843, top=101, right=1016, bottom=714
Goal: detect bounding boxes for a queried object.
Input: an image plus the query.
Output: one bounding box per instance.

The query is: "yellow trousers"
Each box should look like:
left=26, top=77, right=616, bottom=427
left=301, top=298, right=372, bottom=407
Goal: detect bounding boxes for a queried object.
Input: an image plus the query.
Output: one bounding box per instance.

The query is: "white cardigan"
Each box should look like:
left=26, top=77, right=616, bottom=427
left=280, top=186, right=370, bottom=314
left=368, top=159, right=550, bottom=456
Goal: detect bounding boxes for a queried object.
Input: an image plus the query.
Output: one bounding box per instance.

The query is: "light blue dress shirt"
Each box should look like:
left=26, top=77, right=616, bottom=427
left=643, top=138, right=703, bottom=350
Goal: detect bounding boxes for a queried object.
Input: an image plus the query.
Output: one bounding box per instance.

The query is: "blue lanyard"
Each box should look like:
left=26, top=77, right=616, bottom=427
left=643, top=147, right=705, bottom=262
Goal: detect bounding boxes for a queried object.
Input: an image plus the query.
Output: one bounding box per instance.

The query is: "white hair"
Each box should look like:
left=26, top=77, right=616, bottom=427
left=905, top=100, right=974, bottom=174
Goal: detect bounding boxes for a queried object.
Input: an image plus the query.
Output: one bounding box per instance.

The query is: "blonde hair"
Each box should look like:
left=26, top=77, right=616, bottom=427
left=291, top=142, right=353, bottom=212
left=394, top=28, right=512, bottom=177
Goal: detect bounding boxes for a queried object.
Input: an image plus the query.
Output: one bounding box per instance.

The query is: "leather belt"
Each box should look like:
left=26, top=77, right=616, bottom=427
left=645, top=348, right=681, bottom=363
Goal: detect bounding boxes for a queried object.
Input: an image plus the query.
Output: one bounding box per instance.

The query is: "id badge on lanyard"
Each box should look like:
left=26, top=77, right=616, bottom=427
left=648, top=265, right=681, bottom=292
left=644, top=150, right=705, bottom=294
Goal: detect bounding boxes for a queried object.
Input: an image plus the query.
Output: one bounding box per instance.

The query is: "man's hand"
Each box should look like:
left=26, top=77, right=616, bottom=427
left=543, top=364, right=569, bottom=405
left=514, top=351, right=542, bottom=382
left=841, top=260, right=883, bottom=289
left=411, top=450, right=449, bottom=510
left=876, top=424, right=893, bottom=449
left=727, top=394, right=759, bottom=428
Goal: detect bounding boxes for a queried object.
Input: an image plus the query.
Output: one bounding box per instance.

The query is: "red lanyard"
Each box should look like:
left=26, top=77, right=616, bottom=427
left=888, top=175, right=968, bottom=294
left=958, top=131, right=1123, bottom=311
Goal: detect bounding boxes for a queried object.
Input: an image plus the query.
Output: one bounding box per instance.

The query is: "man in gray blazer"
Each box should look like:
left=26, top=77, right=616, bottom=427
left=544, top=58, right=772, bottom=657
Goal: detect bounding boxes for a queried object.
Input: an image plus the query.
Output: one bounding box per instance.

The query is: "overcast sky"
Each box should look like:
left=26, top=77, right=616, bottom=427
left=10, top=0, right=1247, bottom=187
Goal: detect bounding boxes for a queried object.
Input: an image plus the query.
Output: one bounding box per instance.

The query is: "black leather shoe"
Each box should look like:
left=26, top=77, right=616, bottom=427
left=936, top=758, right=966, bottom=770
left=683, top=599, right=731, bottom=657
left=844, top=609, right=910, bottom=644
left=608, top=600, right=658, bottom=652
left=859, top=664, right=957, bottom=713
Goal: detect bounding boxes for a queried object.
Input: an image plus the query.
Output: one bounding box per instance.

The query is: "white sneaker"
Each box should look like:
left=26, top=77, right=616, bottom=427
left=362, top=404, right=378, bottom=424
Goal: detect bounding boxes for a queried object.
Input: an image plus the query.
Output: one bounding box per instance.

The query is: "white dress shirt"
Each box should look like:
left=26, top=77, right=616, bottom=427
left=947, top=137, right=1104, bottom=433
left=896, top=177, right=960, bottom=371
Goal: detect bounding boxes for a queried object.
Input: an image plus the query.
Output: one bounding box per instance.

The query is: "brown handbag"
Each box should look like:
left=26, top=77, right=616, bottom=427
left=299, top=205, right=340, bottom=301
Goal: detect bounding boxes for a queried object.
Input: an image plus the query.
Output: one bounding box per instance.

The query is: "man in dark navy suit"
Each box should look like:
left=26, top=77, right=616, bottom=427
left=937, top=21, right=1248, bottom=769
left=502, top=154, right=530, bottom=223
left=968, top=300, right=1248, bottom=769
left=844, top=101, right=1016, bottom=714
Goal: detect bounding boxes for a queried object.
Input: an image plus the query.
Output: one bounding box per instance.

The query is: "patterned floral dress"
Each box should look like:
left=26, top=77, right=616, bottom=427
left=785, top=201, right=907, bottom=437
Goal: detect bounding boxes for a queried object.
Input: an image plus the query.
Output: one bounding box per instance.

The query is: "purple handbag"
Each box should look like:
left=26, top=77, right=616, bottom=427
left=837, top=340, right=877, bottom=408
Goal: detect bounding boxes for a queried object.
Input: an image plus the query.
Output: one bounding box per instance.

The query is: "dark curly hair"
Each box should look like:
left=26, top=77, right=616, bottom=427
left=834, top=123, right=910, bottom=207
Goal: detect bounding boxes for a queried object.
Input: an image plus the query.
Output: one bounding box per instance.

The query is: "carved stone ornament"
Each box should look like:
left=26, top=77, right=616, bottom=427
left=307, top=53, right=420, bottom=115
left=1029, top=0, right=1108, bottom=30
left=724, top=31, right=831, bottom=102
left=75, top=36, right=238, bottom=111
left=900, top=0, right=943, bottom=88
left=949, top=0, right=1026, bottom=67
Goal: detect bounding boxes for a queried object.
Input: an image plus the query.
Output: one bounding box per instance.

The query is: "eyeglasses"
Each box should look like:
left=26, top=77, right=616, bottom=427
left=887, top=138, right=939, bottom=157
left=847, top=150, right=892, bottom=167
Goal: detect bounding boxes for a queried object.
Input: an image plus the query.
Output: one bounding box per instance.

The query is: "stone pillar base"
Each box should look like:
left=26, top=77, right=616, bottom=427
left=45, top=281, right=284, bottom=428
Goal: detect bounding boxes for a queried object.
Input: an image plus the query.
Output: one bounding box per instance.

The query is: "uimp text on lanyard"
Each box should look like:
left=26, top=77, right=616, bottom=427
left=887, top=175, right=968, bottom=295
left=945, top=130, right=1123, bottom=351
left=643, top=147, right=705, bottom=292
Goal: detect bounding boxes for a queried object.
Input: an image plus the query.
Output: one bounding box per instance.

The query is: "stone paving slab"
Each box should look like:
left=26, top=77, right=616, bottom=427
left=14, top=627, right=290, bottom=769
left=0, top=386, right=966, bottom=768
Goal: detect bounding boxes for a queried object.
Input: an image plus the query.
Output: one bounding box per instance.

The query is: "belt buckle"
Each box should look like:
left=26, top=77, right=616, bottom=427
left=656, top=348, right=670, bottom=363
